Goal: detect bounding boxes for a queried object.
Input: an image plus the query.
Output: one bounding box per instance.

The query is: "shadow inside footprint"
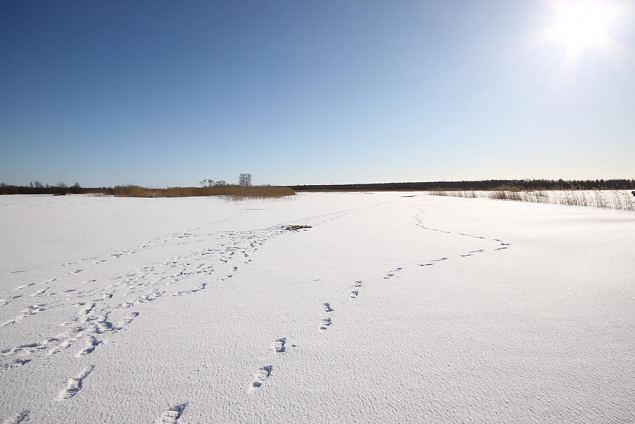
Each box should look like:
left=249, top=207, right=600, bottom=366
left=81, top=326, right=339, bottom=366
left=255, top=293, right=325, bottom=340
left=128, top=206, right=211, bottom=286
left=274, top=338, right=286, bottom=354
left=320, top=317, right=332, bottom=330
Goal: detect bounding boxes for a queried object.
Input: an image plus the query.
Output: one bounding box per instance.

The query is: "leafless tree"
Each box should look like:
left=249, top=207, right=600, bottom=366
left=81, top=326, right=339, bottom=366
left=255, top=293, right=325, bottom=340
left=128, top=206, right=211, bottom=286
left=239, top=173, right=252, bottom=187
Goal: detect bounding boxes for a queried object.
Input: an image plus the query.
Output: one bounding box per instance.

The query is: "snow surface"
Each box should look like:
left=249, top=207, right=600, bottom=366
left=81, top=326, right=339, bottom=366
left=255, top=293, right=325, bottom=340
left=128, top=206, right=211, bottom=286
left=0, top=193, right=634, bottom=423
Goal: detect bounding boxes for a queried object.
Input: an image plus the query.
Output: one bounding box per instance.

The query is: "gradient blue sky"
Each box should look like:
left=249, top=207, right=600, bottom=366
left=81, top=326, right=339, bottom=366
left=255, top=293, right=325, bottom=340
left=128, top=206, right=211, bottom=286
left=1, top=0, right=634, bottom=187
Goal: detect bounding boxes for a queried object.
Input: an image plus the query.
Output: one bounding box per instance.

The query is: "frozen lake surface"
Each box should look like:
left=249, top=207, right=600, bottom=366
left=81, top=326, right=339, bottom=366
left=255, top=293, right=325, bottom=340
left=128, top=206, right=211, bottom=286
left=1, top=193, right=634, bottom=423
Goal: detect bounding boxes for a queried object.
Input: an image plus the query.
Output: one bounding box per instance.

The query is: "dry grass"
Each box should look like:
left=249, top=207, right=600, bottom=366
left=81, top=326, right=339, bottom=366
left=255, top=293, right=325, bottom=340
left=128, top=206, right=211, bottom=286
left=113, top=185, right=295, bottom=199
left=430, top=190, right=635, bottom=211
left=491, top=190, right=522, bottom=201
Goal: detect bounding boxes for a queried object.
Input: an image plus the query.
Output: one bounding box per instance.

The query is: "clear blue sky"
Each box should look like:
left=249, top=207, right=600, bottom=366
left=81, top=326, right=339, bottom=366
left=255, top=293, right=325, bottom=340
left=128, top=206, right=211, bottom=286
left=1, top=0, right=634, bottom=187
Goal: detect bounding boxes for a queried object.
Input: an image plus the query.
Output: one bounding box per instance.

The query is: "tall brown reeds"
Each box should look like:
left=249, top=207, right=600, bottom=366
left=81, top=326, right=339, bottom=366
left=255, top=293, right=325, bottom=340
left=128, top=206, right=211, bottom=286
left=429, top=190, right=634, bottom=211
left=113, top=185, right=295, bottom=199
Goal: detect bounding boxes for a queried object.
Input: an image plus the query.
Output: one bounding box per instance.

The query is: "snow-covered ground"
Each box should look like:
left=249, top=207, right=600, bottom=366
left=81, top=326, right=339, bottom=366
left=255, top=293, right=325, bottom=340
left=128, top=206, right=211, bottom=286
left=1, top=193, right=633, bottom=423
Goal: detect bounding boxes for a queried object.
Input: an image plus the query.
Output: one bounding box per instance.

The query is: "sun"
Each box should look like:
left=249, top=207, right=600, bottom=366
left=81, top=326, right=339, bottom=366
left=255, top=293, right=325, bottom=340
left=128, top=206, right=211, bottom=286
left=543, top=0, right=623, bottom=60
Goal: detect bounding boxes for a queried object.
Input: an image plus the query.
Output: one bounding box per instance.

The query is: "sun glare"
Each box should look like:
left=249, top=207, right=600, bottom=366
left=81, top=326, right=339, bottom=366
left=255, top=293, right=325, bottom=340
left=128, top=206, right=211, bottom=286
left=544, top=0, right=623, bottom=60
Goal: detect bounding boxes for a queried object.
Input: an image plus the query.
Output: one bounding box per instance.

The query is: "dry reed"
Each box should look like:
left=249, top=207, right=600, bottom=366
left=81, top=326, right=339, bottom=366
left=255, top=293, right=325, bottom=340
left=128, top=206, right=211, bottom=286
left=429, top=190, right=634, bottom=211
left=113, top=185, right=295, bottom=199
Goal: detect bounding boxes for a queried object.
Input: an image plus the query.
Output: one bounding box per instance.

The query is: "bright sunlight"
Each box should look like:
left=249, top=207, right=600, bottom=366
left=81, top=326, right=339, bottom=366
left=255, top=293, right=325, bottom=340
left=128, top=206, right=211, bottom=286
left=543, top=0, right=624, bottom=60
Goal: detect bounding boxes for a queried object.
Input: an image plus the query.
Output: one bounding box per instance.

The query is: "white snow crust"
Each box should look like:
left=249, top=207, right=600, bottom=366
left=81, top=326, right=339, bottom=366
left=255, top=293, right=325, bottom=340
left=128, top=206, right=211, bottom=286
left=1, top=193, right=633, bottom=423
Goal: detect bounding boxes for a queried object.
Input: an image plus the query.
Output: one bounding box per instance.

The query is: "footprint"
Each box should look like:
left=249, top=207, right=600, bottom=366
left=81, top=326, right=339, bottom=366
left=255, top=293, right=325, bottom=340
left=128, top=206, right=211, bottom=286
left=320, top=317, right=332, bottom=330
left=353, top=280, right=362, bottom=288
left=350, top=290, right=359, bottom=299
left=1, top=358, right=32, bottom=371
left=14, top=283, right=35, bottom=291
left=2, top=410, right=30, bottom=424
left=30, top=287, right=50, bottom=297
left=58, top=365, right=95, bottom=400
left=76, top=303, right=96, bottom=321
left=274, top=338, right=286, bottom=354
left=251, top=365, right=273, bottom=389
left=383, top=268, right=402, bottom=280
left=323, top=302, right=334, bottom=313
left=76, top=336, right=100, bottom=357
left=156, top=403, right=187, bottom=424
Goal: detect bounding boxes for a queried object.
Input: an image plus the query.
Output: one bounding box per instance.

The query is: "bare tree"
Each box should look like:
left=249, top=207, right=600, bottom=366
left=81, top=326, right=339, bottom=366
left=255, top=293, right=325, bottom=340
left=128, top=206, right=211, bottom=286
left=239, top=173, right=252, bottom=187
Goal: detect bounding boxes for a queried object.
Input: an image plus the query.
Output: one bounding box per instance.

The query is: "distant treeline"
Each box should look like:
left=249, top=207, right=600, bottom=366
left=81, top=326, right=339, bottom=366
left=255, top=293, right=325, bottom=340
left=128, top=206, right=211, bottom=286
left=0, top=183, right=113, bottom=196
left=291, top=179, right=635, bottom=192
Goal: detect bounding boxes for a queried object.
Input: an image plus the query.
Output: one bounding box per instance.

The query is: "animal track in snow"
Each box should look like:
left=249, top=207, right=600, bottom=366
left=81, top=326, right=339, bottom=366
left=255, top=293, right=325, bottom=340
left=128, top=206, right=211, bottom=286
left=323, top=302, right=334, bottom=312
left=461, top=249, right=485, bottom=257
left=58, top=365, right=95, bottom=400
left=13, top=283, right=35, bottom=291
left=251, top=365, right=272, bottom=390
left=77, top=302, right=96, bottom=317
left=76, top=336, right=100, bottom=357
left=320, top=317, right=332, bottom=331
left=30, top=287, right=50, bottom=297
left=350, top=280, right=363, bottom=298
left=156, top=403, right=187, bottom=424
left=415, top=209, right=512, bottom=256
left=2, top=410, right=30, bottom=424
left=383, top=268, right=402, bottom=280
left=274, top=338, right=286, bottom=353
left=1, top=304, right=48, bottom=327
left=1, top=358, right=32, bottom=371
left=1, top=225, right=285, bottom=372
left=173, top=282, right=207, bottom=296
left=22, top=303, right=46, bottom=317
left=419, top=257, right=450, bottom=266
